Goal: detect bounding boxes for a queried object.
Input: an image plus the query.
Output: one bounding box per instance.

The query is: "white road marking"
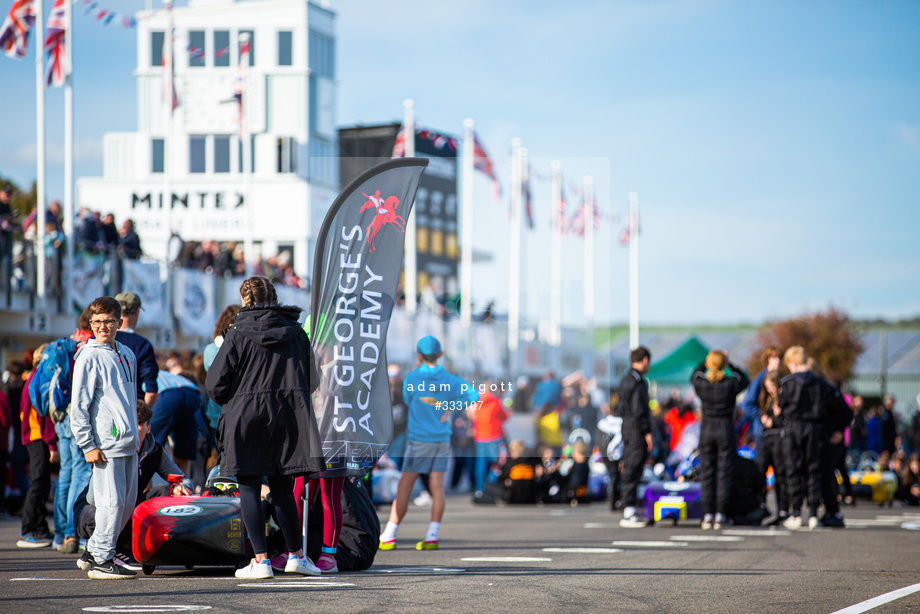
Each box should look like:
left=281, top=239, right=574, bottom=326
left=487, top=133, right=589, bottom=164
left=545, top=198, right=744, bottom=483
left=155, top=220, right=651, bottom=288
left=461, top=557, right=553, bottom=562
left=542, top=547, right=624, bottom=554
left=611, top=541, right=688, bottom=548
left=830, top=582, right=920, bottom=614
left=83, top=607, right=212, bottom=613
left=722, top=529, right=791, bottom=536
left=845, top=519, right=904, bottom=527
left=366, top=567, right=465, bottom=573
left=549, top=511, right=570, bottom=516
left=583, top=523, right=613, bottom=528
left=12, top=577, right=91, bottom=581
left=237, top=582, right=354, bottom=588
left=671, top=535, right=744, bottom=542
left=901, top=521, right=920, bottom=531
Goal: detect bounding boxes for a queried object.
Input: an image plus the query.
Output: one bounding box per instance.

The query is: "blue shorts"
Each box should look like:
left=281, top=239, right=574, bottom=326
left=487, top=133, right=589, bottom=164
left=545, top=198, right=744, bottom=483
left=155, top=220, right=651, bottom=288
left=401, top=440, right=451, bottom=474
left=151, top=387, right=202, bottom=461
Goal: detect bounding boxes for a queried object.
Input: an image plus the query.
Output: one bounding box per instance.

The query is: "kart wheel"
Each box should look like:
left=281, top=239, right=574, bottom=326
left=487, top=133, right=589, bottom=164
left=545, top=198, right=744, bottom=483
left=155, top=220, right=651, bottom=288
left=142, top=565, right=155, bottom=576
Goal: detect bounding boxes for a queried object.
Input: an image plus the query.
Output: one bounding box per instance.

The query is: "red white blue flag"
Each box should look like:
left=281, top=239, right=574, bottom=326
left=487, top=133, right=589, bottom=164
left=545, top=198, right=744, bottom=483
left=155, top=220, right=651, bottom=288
left=391, top=121, right=409, bottom=158
left=161, top=39, right=178, bottom=111
left=569, top=199, right=602, bottom=237
left=44, top=0, right=68, bottom=87
left=556, top=180, right=569, bottom=234
left=523, top=162, right=534, bottom=230
left=473, top=131, right=501, bottom=202
left=0, top=0, right=35, bottom=60
left=234, top=36, right=250, bottom=139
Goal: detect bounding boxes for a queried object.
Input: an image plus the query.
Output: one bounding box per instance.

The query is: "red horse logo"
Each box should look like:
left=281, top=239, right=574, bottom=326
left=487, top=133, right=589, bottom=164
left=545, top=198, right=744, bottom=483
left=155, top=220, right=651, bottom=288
left=360, top=190, right=405, bottom=252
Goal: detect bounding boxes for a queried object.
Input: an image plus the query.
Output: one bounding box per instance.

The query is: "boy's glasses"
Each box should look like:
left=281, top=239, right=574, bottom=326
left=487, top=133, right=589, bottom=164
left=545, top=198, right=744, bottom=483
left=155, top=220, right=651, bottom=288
left=90, top=319, right=119, bottom=329
left=212, top=481, right=238, bottom=491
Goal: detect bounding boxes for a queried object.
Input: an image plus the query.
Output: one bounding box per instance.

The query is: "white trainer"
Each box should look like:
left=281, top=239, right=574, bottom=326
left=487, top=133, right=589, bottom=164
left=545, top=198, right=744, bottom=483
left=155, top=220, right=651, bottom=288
left=701, top=514, right=714, bottom=530
left=783, top=515, right=803, bottom=530
left=235, top=558, right=273, bottom=579
left=808, top=516, right=819, bottom=530
left=285, top=554, right=321, bottom=576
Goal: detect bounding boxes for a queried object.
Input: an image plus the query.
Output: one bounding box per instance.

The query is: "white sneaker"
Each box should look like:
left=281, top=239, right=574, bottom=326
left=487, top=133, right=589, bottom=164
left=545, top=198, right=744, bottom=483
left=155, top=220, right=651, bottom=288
left=285, top=554, right=321, bottom=576
left=235, top=558, right=273, bottom=579
left=619, top=514, right=649, bottom=528
left=808, top=516, right=819, bottom=530
left=783, top=515, right=803, bottom=530
left=413, top=491, right=433, bottom=507
left=701, top=514, right=714, bottom=530
left=713, top=514, right=730, bottom=530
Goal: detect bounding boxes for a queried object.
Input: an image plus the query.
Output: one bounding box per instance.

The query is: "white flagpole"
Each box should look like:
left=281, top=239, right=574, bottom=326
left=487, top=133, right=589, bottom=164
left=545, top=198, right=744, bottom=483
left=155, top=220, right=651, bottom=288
left=460, top=118, right=474, bottom=326
left=63, top=0, right=74, bottom=311
left=164, top=0, right=174, bottom=272
left=240, top=31, right=253, bottom=276
left=508, top=138, right=522, bottom=373
left=550, top=161, right=562, bottom=345
left=36, top=0, right=46, bottom=305
left=584, top=176, right=595, bottom=335
left=402, top=99, right=417, bottom=314
left=629, top=191, right=639, bottom=349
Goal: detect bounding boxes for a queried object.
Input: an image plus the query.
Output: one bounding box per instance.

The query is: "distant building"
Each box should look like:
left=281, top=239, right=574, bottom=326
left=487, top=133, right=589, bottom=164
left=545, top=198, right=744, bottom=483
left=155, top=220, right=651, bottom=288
left=77, top=0, right=339, bottom=279
left=339, top=123, right=461, bottom=297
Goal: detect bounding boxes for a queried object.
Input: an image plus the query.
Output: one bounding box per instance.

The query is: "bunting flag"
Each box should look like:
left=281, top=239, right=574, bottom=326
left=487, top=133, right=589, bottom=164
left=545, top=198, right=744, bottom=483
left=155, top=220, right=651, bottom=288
left=234, top=36, right=250, bottom=139
left=310, top=158, right=428, bottom=476
left=0, top=0, right=35, bottom=59
left=78, top=0, right=135, bottom=28
left=44, top=0, right=68, bottom=87
left=472, top=131, right=501, bottom=202
left=523, top=162, right=534, bottom=230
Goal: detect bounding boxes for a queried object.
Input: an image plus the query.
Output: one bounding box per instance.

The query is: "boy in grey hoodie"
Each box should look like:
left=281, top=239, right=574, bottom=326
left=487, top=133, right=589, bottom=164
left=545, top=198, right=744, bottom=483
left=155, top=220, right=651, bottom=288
left=71, top=296, right=140, bottom=579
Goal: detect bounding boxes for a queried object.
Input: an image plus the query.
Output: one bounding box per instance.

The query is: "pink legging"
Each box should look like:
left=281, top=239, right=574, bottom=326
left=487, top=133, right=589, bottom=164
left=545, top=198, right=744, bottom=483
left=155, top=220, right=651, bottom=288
left=293, top=476, right=345, bottom=552
left=320, top=476, right=345, bottom=552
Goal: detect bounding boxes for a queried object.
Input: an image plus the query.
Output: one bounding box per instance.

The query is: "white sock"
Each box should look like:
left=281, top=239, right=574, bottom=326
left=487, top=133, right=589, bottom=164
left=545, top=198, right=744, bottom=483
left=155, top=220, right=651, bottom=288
left=425, top=522, right=441, bottom=542
left=381, top=521, right=399, bottom=542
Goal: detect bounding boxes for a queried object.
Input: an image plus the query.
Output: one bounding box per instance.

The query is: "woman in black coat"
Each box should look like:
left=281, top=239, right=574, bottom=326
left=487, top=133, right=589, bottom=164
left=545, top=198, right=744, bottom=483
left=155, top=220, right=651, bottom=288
left=206, top=276, right=323, bottom=579
left=690, top=350, right=750, bottom=530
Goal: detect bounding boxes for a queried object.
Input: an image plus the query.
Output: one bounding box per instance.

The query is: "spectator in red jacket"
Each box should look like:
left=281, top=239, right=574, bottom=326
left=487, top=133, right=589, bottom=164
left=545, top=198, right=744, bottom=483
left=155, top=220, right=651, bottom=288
left=18, top=345, right=59, bottom=548
left=471, top=383, right=509, bottom=496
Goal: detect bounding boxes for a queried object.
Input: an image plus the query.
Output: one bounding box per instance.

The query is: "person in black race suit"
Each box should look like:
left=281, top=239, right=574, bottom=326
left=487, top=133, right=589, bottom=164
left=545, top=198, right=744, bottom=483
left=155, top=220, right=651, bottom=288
left=691, top=351, right=750, bottom=530
left=206, top=276, right=324, bottom=579
left=757, top=370, right=789, bottom=523
left=618, top=346, right=654, bottom=528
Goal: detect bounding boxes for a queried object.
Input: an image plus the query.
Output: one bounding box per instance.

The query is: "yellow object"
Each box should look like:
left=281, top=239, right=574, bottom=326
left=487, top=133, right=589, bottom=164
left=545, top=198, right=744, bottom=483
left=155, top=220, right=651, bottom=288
left=840, top=470, right=897, bottom=504
left=538, top=411, right=563, bottom=446
left=654, top=496, right=687, bottom=521
left=378, top=540, right=396, bottom=551
left=415, top=540, right=438, bottom=550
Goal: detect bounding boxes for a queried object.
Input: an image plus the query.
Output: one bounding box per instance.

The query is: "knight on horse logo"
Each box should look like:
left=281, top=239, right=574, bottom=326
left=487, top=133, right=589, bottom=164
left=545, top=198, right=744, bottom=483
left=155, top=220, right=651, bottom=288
left=360, top=189, right=406, bottom=252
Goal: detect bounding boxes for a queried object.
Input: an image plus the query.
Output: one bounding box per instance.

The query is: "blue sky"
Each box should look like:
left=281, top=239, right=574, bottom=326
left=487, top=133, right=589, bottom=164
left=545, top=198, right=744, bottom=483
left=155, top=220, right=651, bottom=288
left=1, top=0, right=919, bottom=327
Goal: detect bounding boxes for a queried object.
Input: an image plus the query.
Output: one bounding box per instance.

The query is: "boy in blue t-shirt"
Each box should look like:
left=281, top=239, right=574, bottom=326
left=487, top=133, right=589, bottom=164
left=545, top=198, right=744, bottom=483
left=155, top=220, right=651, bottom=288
left=379, top=336, right=478, bottom=551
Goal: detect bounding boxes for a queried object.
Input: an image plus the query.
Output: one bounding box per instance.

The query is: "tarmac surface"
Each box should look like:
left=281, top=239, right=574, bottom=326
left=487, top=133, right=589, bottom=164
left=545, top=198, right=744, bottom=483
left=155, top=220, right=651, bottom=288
left=2, top=494, right=920, bottom=614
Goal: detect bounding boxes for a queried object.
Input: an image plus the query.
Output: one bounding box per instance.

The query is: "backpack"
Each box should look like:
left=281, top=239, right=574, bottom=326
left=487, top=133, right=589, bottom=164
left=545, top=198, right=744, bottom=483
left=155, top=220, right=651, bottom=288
left=28, top=337, right=79, bottom=423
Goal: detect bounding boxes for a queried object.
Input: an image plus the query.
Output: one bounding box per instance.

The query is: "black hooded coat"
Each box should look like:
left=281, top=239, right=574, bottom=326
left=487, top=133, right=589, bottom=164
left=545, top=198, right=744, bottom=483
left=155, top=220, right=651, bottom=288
left=206, top=305, right=324, bottom=476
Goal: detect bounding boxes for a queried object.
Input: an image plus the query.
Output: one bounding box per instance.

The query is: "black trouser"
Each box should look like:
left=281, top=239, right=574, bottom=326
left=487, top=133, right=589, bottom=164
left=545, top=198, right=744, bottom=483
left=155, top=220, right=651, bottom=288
left=699, top=417, right=735, bottom=516
left=0, top=231, right=13, bottom=304
left=604, top=458, right=622, bottom=510
left=835, top=441, right=853, bottom=499
left=784, top=420, right=822, bottom=515
left=21, top=441, right=52, bottom=536
left=758, top=430, right=788, bottom=515
left=819, top=427, right=843, bottom=517
left=238, top=475, right=301, bottom=556
left=621, top=431, right=647, bottom=509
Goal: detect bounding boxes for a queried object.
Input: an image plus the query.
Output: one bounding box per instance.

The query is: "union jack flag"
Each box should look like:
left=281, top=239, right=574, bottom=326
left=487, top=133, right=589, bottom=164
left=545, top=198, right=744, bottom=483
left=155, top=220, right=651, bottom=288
left=569, top=199, right=602, bottom=237
left=619, top=211, right=639, bottom=245
left=472, top=132, right=501, bottom=202
left=188, top=45, right=204, bottom=60
left=44, top=0, right=69, bottom=87
left=0, top=0, right=35, bottom=60
left=234, top=36, right=250, bottom=138
left=523, top=163, right=534, bottom=230
left=162, top=37, right=178, bottom=111
left=391, top=121, right=410, bottom=158
left=555, top=181, right=569, bottom=234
